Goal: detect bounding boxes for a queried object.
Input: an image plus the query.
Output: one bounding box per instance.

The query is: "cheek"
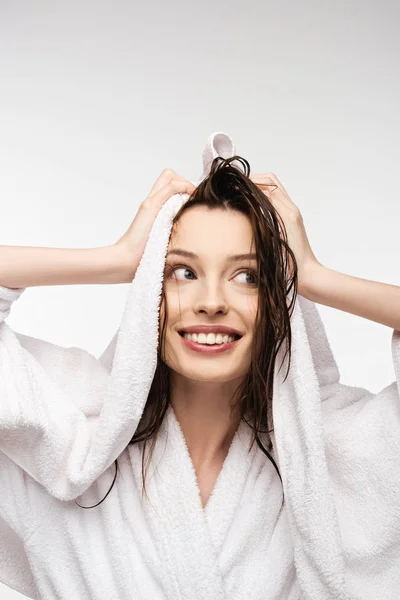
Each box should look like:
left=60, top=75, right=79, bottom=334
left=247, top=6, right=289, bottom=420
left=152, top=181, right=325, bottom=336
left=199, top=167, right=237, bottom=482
left=162, top=286, right=188, bottom=325
left=158, top=289, right=183, bottom=348
left=240, top=295, right=258, bottom=326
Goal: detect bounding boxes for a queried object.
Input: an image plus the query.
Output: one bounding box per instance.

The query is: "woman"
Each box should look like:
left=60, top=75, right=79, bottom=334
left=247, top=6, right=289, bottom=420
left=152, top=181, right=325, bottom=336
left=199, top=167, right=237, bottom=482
left=0, top=132, right=399, bottom=600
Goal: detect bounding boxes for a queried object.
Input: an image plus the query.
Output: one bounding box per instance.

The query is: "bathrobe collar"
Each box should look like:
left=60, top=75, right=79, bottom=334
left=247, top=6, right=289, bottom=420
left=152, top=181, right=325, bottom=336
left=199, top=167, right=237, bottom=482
left=135, top=405, right=260, bottom=599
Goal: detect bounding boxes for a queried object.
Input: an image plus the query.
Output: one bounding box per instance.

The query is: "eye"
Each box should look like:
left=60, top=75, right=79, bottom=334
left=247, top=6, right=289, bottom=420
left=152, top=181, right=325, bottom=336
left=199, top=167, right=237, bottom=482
left=234, top=269, right=258, bottom=287
left=169, top=266, right=196, bottom=281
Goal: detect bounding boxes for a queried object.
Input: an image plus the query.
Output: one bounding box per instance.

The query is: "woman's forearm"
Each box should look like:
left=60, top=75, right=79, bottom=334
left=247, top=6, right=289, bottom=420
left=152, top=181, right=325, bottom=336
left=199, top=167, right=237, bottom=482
left=0, top=244, right=133, bottom=288
left=300, top=262, right=400, bottom=332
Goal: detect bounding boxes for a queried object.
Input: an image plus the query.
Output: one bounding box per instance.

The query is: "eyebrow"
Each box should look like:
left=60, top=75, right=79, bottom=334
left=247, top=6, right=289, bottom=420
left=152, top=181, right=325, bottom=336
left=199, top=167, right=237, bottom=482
left=166, top=249, right=257, bottom=262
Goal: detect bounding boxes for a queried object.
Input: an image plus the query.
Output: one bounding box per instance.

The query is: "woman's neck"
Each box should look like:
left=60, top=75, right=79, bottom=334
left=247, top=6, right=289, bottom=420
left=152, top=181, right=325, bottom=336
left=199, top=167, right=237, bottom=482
left=170, top=374, right=242, bottom=467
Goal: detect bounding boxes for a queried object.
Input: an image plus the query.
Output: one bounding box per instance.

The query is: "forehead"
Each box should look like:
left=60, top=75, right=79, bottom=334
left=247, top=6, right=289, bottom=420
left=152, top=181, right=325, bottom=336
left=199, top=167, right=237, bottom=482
left=169, top=207, right=255, bottom=256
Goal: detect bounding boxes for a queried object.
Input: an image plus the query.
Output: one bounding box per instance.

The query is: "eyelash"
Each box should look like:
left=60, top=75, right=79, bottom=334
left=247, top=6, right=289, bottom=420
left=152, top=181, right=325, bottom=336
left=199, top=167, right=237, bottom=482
left=166, top=264, right=259, bottom=287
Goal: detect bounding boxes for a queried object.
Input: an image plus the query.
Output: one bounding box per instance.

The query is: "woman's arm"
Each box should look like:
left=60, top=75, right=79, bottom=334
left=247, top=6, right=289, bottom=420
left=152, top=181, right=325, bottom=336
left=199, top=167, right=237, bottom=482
left=0, top=244, right=131, bottom=288
left=300, top=262, right=400, bottom=332
left=0, top=169, right=196, bottom=290
left=249, top=172, right=400, bottom=332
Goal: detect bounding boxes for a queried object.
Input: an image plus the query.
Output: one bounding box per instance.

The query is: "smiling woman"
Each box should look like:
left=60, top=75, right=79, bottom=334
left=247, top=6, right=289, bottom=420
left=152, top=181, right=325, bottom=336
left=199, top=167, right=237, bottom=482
left=123, top=154, right=298, bottom=507
left=1, top=132, right=400, bottom=599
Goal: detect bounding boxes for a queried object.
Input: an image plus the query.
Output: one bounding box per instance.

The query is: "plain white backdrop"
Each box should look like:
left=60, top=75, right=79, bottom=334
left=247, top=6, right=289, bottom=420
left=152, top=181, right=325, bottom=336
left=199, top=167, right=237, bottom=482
left=0, top=1, right=399, bottom=598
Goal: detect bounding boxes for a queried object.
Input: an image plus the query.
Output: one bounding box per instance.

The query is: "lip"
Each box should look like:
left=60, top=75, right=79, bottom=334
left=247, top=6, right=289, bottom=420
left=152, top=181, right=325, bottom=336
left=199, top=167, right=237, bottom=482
left=179, top=332, right=241, bottom=354
left=178, top=324, right=243, bottom=337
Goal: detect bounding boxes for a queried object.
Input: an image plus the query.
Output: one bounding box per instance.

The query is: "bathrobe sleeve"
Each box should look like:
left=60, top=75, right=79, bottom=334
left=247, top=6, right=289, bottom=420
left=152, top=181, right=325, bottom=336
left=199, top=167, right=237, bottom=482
left=0, top=450, right=41, bottom=600
left=0, top=285, right=113, bottom=502
left=322, top=328, right=400, bottom=597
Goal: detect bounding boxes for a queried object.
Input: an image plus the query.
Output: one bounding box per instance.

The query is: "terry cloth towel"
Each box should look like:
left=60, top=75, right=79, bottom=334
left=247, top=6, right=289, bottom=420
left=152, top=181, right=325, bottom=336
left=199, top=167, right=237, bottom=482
left=0, top=132, right=400, bottom=600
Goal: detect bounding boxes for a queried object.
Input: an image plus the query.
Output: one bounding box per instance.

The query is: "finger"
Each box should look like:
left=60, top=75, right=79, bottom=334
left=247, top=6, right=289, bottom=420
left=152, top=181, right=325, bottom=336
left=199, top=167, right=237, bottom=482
left=147, top=168, right=178, bottom=196
left=252, top=172, right=290, bottom=197
left=142, top=178, right=195, bottom=211
left=250, top=174, right=280, bottom=196
left=250, top=174, right=296, bottom=212
left=250, top=174, right=291, bottom=210
left=149, top=170, right=196, bottom=202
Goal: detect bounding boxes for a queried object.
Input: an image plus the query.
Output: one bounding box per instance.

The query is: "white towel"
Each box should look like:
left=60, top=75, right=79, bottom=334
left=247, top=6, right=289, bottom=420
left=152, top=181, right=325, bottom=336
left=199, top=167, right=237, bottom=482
left=0, top=132, right=399, bottom=600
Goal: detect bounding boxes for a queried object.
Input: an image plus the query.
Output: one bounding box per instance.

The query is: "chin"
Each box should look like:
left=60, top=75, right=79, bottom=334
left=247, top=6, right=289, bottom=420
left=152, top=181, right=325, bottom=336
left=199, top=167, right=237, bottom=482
left=162, top=338, right=251, bottom=381
left=171, top=360, right=248, bottom=383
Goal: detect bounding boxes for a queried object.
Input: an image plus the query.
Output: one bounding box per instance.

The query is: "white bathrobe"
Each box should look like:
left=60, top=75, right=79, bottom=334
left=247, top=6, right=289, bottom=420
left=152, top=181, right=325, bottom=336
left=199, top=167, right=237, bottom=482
left=1, top=132, right=399, bottom=600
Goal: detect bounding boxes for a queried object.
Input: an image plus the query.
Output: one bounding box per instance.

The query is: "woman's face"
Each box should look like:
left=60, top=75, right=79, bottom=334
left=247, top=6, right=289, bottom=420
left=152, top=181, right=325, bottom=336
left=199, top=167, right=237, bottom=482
left=160, top=206, right=259, bottom=383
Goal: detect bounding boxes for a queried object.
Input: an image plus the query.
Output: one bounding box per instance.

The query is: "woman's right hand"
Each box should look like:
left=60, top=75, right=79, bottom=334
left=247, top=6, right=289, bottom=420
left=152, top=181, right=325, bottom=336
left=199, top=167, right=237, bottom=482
left=114, top=169, right=196, bottom=281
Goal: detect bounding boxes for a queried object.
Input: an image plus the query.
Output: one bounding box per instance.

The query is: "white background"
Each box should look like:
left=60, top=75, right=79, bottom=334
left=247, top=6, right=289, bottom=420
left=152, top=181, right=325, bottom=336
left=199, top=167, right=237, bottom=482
left=0, top=1, right=399, bottom=598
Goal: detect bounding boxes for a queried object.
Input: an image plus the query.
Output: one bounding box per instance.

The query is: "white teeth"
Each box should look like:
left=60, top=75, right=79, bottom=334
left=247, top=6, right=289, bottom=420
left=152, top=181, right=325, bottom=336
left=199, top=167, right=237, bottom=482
left=183, top=332, right=236, bottom=345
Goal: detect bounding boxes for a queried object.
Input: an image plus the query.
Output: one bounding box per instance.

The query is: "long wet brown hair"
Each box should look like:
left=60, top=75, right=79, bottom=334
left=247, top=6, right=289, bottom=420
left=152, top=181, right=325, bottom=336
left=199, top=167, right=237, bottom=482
left=76, top=155, right=298, bottom=509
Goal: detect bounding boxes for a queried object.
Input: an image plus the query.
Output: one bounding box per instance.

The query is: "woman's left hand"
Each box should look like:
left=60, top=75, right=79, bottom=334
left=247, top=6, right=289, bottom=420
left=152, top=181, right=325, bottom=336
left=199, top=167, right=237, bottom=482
left=249, top=172, right=320, bottom=293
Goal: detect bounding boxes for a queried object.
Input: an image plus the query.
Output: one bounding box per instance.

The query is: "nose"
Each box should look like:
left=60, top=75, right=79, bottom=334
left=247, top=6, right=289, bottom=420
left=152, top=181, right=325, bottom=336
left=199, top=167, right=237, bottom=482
left=193, top=280, right=229, bottom=315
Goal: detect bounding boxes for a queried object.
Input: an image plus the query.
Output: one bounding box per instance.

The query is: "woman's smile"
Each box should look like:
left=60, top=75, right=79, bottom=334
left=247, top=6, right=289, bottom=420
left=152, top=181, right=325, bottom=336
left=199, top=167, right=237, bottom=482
left=178, top=330, right=242, bottom=354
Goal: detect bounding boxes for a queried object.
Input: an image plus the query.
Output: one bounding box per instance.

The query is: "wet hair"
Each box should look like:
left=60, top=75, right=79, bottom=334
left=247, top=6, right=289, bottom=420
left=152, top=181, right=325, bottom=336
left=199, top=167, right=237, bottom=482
left=75, top=155, right=298, bottom=509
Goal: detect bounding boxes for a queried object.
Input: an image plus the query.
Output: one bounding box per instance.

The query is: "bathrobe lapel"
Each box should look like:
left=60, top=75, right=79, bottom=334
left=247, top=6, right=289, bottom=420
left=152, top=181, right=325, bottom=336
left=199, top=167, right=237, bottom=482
left=140, top=405, right=257, bottom=600
left=202, top=414, right=258, bottom=554
left=272, top=294, right=347, bottom=599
